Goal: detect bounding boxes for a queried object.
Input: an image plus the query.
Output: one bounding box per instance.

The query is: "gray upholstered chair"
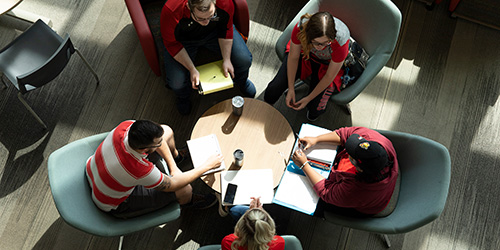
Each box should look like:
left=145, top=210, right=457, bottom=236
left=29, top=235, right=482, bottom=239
left=324, top=130, right=451, bottom=247
left=275, top=0, right=402, bottom=113
left=198, top=235, right=303, bottom=250
left=48, top=132, right=181, bottom=250
left=0, top=19, right=99, bottom=129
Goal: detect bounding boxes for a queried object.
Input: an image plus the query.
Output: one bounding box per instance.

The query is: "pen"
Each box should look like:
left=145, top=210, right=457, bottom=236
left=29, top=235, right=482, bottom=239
left=295, top=133, right=304, bottom=150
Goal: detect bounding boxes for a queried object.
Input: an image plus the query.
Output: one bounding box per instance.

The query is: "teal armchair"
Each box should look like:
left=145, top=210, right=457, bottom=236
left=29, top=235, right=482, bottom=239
left=47, top=132, right=181, bottom=249
left=275, top=0, right=402, bottom=112
left=324, top=130, right=451, bottom=247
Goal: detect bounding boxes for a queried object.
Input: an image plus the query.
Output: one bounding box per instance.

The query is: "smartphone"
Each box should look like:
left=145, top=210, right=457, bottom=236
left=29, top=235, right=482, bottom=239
left=223, top=183, right=238, bottom=204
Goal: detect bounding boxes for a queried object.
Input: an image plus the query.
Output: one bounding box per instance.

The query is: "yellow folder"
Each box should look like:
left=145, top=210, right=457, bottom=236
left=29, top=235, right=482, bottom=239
left=196, top=60, right=234, bottom=95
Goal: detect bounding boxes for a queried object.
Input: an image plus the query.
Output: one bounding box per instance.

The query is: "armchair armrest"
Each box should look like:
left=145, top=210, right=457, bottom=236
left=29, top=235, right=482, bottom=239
left=124, top=0, right=161, bottom=76
left=233, top=0, right=249, bottom=41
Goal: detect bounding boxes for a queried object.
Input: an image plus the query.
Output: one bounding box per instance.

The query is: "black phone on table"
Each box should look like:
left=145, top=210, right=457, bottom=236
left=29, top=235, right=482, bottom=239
left=223, top=183, right=237, bottom=204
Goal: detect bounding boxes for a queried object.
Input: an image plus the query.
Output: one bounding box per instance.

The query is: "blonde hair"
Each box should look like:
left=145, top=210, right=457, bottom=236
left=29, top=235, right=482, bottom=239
left=231, top=209, right=277, bottom=250
left=297, top=12, right=336, bottom=60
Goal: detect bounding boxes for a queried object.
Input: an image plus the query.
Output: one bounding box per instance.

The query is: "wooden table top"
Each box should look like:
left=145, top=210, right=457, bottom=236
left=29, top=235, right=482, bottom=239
left=0, top=0, right=22, bottom=16
left=191, top=98, right=296, bottom=193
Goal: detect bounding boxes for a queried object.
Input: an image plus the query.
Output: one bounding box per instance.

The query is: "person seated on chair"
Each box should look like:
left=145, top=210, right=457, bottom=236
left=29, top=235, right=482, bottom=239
left=160, top=0, right=256, bottom=115
left=222, top=197, right=285, bottom=250
left=264, top=11, right=350, bottom=121
left=292, top=126, right=399, bottom=217
left=85, top=120, right=223, bottom=219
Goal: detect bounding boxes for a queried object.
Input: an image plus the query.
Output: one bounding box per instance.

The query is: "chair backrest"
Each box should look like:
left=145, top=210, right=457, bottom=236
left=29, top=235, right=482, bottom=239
left=275, top=0, right=402, bottom=104
left=0, top=19, right=67, bottom=93
left=1, top=19, right=73, bottom=94
left=17, top=35, right=75, bottom=93
left=47, top=132, right=181, bottom=237
left=324, top=130, right=451, bottom=234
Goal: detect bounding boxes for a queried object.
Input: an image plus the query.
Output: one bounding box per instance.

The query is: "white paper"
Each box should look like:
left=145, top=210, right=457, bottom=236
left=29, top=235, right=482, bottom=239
left=187, top=134, right=225, bottom=175
left=273, top=170, right=319, bottom=214
left=220, top=169, right=274, bottom=205
left=297, top=123, right=337, bottom=164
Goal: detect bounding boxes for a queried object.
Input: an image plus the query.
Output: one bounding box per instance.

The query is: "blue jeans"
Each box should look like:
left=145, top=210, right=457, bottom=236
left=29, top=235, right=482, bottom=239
left=229, top=205, right=250, bottom=221
left=163, top=26, right=255, bottom=100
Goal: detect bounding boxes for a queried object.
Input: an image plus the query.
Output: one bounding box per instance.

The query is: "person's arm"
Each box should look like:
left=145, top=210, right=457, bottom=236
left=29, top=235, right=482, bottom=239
left=155, top=154, right=223, bottom=192
left=292, top=149, right=324, bottom=185
left=218, top=38, right=234, bottom=78
left=299, top=131, right=342, bottom=151
left=292, top=59, right=343, bottom=110
left=285, top=42, right=302, bottom=108
left=173, top=48, right=200, bottom=89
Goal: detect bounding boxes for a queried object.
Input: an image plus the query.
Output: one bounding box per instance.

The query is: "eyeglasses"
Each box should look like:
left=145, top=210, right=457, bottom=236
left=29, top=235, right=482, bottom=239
left=311, top=40, right=332, bottom=47
left=191, top=10, right=218, bottom=22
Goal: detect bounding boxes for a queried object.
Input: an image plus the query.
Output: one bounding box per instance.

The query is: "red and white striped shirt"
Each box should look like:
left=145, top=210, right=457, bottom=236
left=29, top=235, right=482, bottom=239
left=85, top=120, right=164, bottom=211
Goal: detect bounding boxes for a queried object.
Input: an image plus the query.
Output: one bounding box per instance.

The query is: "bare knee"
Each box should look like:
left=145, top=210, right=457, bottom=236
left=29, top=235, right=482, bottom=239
left=161, top=125, right=174, bottom=140
left=175, top=184, right=192, bottom=205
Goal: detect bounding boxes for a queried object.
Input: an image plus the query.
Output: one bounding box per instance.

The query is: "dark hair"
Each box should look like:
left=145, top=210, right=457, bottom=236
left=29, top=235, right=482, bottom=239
left=128, top=120, right=164, bottom=150
left=297, top=12, right=336, bottom=59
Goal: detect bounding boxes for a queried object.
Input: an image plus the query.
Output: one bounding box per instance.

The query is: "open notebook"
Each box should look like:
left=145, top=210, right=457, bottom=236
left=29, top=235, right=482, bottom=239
left=196, top=60, right=234, bottom=95
left=273, top=123, right=337, bottom=215
left=187, top=134, right=226, bottom=175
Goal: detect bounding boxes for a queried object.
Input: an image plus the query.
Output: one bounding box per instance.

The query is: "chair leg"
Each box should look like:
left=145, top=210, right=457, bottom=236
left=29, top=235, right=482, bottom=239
left=17, top=92, right=47, bottom=129
left=74, top=48, right=100, bottom=85
left=118, top=236, right=124, bottom=250
left=381, top=234, right=391, bottom=248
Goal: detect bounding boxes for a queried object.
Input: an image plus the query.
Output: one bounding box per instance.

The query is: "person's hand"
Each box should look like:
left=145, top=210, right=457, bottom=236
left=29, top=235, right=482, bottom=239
left=285, top=89, right=297, bottom=109
left=222, top=59, right=234, bottom=79
left=205, top=154, right=223, bottom=170
left=291, top=96, right=311, bottom=110
left=292, top=149, right=308, bottom=167
left=190, top=69, right=200, bottom=89
left=299, top=137, right=318, bottom=151
left=249, top=197, right=262, bottom=209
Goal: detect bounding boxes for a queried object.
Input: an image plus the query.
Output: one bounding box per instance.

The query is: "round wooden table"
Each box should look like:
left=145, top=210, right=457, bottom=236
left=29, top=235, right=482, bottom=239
left=191, top=98, right=296, bottom=193
left=0, top=0, right=22, bottom=16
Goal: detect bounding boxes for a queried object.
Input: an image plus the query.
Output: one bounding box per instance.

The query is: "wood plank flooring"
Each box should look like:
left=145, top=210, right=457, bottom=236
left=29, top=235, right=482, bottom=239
left=1, top=0, right=500, bottom=249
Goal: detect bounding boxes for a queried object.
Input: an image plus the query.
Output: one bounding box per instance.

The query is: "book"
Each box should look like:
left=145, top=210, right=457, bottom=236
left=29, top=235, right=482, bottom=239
left=272, top=123, right=337, bottom=215
left=220, top=169, right=274, bottom=206
left=196, top=60, right=234, bottom=95
left=187, top=134, right=226, bottom=175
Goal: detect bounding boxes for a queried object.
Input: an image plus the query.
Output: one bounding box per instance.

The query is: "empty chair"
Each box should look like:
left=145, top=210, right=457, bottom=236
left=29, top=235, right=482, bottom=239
left=275, top=0, right=402, bottom=113
left=0, top=19, right=99, bottom=128
left=48, top=132, right=181, bottom=250
left=323, top=130, right=451, bottom=247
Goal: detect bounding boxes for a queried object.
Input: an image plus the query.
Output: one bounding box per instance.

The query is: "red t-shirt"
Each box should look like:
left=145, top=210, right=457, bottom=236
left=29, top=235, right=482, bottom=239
left=221, top=234, right=285, bottom=250
left=313, top=127, right=399, bottom=215
left=286, top=18, right=350, bottom=91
